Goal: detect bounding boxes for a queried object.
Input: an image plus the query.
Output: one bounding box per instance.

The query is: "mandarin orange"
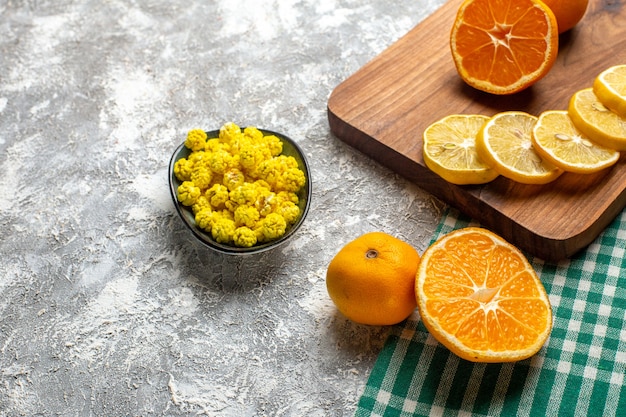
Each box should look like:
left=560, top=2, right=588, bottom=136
left=450, top=0, right=559, bottom=95
left=415, top=227, right=553, bottom=362
left=540, top=0, right=588, bottom=33
left=326, top=232, right=420, bottom=326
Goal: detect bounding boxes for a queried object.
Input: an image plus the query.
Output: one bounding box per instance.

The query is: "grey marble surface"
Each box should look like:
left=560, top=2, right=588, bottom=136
left=0, top=1, right=447, bottom=415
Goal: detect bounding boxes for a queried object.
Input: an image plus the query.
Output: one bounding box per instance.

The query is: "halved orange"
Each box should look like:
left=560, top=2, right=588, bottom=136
left=450, top=0, right=559, bottom=95
left=415, top=227, right=553, bottom=363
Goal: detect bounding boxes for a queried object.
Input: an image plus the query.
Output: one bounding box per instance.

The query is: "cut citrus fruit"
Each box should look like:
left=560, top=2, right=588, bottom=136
left=540, top=0, right=588, bottom=33
left=423, top=114, right=499, bottom=185
left=415, top=227, right=553, bottom=363
left=593, top=65, right=626, bottom=119
left=449, top=0, right=559, bottom=95
left=326, top=232, right=420, bottom=326
left=531, top=110, right=620, bottom=174
left=568, top=88, right=626, bottom=151
left=476, top=111, right=563, bottom=184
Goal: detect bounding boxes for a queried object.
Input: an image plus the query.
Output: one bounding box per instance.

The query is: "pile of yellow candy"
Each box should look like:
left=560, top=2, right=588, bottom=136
left=174, top=122, right=306, bottom=247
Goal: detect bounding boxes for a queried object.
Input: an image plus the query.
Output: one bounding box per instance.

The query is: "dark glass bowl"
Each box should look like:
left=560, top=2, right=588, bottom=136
left=168, top=128, right=312, bottom=255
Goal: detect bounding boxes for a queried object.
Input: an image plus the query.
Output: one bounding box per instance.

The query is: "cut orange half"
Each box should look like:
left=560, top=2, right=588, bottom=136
left=450, top=0, right=559, bottom=95
left=415, top=227, right=553, bottom=363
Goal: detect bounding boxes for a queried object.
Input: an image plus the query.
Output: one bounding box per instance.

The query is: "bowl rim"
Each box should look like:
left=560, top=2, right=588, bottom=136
left=168, top=128, right=312, bottom=255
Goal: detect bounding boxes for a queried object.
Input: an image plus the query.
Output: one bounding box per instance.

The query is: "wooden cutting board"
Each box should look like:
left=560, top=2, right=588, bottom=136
left=328, top=0, right=626, bottom=262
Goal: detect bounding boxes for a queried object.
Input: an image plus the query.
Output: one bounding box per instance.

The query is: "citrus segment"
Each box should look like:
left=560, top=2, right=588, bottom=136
left=449, top=0, right=559, bottom=95
left=540, top=0, right=588, bottom=33
left=326, top=232, right=420, bottom=326
left=531, top=110, right=620, bottom=173
left=568, top=88, right=626, bottom=151
left=423, top=114, right=498, bottom=185
left=593, top=65, right=626, bottom=119
left=415, top=227, right=553, bottom=363
left=476, top=111, right=563, bottom=184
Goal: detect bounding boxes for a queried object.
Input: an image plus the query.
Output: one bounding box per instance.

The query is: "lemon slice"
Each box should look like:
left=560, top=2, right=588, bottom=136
left=476, top=111, right=562, bottom=184
left=593, top=65, right=626, bottom=118
left=569, top=88, right=626, bottom=151
left=422, top=114, right=499, bottom=185
left=532, top=110, right=620, bottom=174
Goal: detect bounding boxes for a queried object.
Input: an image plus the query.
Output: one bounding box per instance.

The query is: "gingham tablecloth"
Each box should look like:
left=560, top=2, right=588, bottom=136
left=355, top=207, right=626, bottom=417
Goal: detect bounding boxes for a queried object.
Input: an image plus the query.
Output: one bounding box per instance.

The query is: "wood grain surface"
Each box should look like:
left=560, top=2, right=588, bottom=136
left=327, top=0, right=626, bottom=262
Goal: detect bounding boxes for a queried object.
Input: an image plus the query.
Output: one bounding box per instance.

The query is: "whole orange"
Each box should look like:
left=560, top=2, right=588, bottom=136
left=540, top=0, right=589, bottom=33
left=326, top=232, right=420, bottom=326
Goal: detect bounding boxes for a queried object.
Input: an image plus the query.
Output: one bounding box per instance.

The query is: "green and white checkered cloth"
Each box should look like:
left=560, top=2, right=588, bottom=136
left=355, top=207, right=626, bottom=417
